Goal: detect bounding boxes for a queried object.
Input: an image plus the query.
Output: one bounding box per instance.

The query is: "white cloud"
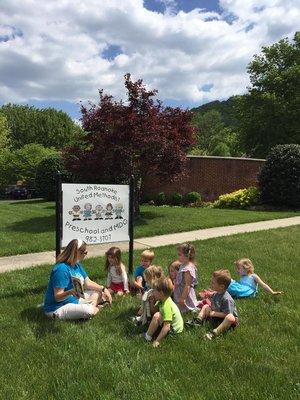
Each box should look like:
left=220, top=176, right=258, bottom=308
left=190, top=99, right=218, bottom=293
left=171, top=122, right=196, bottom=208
left=0, top=0, right=298, bottom=106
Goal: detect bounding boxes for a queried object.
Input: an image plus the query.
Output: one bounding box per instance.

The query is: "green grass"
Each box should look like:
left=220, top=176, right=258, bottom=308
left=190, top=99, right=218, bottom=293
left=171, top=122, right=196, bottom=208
left=0, top=199, right=299, bottom=256
left=0, top=227, right=299, bottom=400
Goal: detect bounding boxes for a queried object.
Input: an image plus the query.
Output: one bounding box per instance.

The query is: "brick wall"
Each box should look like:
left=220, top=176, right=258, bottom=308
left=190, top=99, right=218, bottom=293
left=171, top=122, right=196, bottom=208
left=143, top=155, right=265, bottom=201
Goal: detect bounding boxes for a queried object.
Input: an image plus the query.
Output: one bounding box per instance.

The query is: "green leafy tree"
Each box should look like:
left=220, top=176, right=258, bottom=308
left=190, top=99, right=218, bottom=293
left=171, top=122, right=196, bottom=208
left=236, top=32, right=300, bottom=157
left=35, top=154, right=72, bottom=200
left=212, top=142, right=231, bottom=156
left=191, top=110, right=241, bottom=156
left=0, top=114, right=11, bottom=150
left=0, top=144, right=58, bottom=188
left=0, top=104, right=84, bottom=150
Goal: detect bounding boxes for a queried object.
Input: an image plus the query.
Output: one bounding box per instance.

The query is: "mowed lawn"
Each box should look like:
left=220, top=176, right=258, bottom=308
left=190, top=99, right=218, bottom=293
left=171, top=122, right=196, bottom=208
left=0, top=227, right=299, bottom=400
left=0, top=199, right=299, bottom=256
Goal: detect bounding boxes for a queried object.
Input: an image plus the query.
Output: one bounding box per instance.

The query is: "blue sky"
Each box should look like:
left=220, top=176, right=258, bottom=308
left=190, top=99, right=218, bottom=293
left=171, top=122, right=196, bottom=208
left=0, top=0, right=298, bottom=119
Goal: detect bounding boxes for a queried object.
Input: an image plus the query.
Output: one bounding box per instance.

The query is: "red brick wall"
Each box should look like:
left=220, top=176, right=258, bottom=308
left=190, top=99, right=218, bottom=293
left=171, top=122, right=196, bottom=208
left=143, top=155, right=265, bottom=201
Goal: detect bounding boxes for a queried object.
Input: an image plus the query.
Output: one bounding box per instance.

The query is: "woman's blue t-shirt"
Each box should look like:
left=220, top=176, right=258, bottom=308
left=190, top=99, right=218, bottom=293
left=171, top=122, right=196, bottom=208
left=44, top=262, right=88, bottom=313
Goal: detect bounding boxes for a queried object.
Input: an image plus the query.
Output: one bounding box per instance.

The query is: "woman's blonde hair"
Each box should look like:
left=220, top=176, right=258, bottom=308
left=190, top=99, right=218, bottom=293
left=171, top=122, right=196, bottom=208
left=143, top=265, right=164, bottom=287
left=56, top=239, right=86, bottom=266
left=105, top=246, right=124, bottom=275
left=236, top=258, right=254, bottom=274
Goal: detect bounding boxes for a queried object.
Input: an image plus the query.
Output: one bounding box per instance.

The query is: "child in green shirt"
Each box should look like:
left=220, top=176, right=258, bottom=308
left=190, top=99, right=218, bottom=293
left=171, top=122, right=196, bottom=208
left=143, top=278, right=184, bottom=347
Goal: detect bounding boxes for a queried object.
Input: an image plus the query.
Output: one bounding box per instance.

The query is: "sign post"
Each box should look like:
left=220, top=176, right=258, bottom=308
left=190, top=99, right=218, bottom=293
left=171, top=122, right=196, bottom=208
left=128, top=175, right=134, bottom=274
left=56, top=176, right=134, bottom=273
left=55, top=171, right=62, bottom=257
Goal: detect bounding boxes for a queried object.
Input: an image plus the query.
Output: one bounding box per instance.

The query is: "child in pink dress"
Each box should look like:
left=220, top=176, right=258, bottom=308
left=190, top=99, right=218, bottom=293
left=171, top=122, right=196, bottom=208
left=173, top=243, right=198, bottom=313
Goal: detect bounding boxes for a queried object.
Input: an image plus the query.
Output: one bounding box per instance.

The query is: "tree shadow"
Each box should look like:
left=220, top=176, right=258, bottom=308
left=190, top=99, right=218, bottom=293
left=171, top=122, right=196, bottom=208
left=6, top=215, right=55, bottom=233
left=9, top=199, right=49, bottom=206
left=134, top=210, right=163, bottom=227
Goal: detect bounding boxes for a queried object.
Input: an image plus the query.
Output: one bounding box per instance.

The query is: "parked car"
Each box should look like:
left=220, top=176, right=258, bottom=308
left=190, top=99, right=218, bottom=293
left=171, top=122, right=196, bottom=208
left=4, top=185, right=36, bottom=200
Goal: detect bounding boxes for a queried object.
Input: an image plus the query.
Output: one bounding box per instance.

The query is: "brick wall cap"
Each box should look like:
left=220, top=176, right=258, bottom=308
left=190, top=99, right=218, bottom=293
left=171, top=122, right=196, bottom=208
left=187, top=155, right=266, bottom=162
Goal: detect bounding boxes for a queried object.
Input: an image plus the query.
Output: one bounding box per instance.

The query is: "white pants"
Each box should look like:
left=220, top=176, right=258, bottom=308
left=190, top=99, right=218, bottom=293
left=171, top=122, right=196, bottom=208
left=45, top=291, right=97, bottom=321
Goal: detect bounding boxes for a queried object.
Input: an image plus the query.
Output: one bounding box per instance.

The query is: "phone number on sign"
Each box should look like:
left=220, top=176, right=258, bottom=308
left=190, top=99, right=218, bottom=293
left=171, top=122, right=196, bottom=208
left=85, top=234, right=112, bottom=243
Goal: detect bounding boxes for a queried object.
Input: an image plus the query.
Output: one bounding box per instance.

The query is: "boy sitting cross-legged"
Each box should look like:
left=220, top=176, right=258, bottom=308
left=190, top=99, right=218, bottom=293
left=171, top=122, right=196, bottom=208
left=143, top=278, right=184, bottom=347
left=192, top=269, right=239, bottom=340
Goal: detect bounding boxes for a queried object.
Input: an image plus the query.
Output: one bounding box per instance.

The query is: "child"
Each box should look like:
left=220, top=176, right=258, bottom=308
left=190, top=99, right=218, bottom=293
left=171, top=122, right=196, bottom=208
left=228, top=258, right=283, bottom=298
left=132, top=250, right=155, bottom=293
left=133, top=265, right=164, bottom=325
left=143, top=278, right=184, bottom=347
left=105, top=247, right=129, bottom=296
left=192, top=269, right=238, bottom=340
left=173, top=243, right=198, bottom=312
left=168, top=260, right=181, bottom=284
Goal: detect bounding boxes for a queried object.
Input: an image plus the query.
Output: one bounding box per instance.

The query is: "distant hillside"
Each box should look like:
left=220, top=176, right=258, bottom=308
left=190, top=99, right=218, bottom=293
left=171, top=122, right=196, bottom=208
left=191, top=96, right=241, bottom=128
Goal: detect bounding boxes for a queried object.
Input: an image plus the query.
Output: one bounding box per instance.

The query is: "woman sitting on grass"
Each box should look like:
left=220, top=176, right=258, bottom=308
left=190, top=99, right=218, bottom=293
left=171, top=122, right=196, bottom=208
left=44, top=239, right=112, bottom=320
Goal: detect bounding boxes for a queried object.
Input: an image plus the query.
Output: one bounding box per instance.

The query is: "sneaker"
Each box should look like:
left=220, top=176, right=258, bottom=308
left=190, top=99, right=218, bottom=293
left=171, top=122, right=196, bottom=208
left=205, top=331, right=216, bottom=341
left=185, top=318, right=203, bottom=328
left=131, top=316, right=142, bottom=326
left=141, top=332, right=152, bottom=342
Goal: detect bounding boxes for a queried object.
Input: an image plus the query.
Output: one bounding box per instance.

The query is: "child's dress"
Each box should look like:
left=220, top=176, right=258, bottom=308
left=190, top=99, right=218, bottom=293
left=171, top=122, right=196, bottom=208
left=228, top=274, right=258, bottom=298
left=173, top=264, right=198, bottom=313
left=107, top=265, right=129, bottom=293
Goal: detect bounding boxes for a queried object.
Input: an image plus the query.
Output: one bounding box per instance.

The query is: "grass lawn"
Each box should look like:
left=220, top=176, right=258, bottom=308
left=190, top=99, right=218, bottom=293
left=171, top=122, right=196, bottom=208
left=0, top=227, right=299, bottom=400
left=0, top=199, right=299, bottom=256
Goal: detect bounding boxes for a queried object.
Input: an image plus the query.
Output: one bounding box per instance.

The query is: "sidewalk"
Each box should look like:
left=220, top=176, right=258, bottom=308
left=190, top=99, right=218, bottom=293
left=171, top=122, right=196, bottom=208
left=1, top=216, right=299, bottom=273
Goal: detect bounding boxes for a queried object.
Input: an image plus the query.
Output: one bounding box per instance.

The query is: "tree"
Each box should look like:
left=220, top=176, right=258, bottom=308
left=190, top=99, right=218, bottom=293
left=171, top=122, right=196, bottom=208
left=236, top=32, right=300, bottom=158
left=0, top=114, right=11, bottom=150
left=0, top=144, right=58, bottom=188
left=258, top=144, right=300, bottom=208
left=35, top=154, right=72, bottom=200
left=64, top=74, right=196, bottom=216
left=0, top=104, right=84, bottom=150
left=191, top=110, right=241, bottom=156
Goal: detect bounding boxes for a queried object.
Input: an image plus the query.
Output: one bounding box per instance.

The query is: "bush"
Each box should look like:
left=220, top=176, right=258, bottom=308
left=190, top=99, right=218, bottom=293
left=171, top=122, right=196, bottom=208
left=141, top=194, right=153, bottom=204
left=156, top=192, right=167, bottom=205
left=172, top=192, right=183, bottom=206
left=184, top=192, right=201, bottom=205
left=35, top=154, right=72, bottom=200
left=214, top=187, right=260, bottom=209
left=258, top=144, right=300, bottom=208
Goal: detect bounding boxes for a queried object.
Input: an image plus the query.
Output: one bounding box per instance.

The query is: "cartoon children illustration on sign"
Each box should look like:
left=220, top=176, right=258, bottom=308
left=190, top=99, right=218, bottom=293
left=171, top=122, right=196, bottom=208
left=82, top=203, right=93, bottom=221
left=93, top=204, right=105, bottom=220
left=69, top=205, right=81, bottom=221
left=105, top=203, right=114, bottom=219
left=114, top=203, right=124, bottom=219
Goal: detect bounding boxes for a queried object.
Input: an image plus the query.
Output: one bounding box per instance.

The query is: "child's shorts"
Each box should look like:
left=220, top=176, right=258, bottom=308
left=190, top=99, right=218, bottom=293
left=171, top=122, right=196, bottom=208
left=209, top=316, right=239, bottom=330
left=109, top=282, right=125, bottom=292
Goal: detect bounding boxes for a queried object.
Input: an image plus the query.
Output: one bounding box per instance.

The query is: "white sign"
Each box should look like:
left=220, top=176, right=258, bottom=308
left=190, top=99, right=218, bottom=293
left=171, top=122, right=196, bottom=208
left=62, top=183, right=129, bottom=247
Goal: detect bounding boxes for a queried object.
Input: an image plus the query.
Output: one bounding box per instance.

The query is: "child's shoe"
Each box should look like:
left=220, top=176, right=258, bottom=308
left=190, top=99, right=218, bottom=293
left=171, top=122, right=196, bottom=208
left=204, top=331, right=217, bottom=340
left=131, top=316, right=142, bottom=326
left=185, top=318, right=203, bottom=328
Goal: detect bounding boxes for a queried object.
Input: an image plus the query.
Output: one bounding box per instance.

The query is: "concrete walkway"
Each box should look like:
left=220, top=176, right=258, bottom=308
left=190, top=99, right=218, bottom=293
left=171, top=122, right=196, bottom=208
left=1, top=216, right=299, bottom=274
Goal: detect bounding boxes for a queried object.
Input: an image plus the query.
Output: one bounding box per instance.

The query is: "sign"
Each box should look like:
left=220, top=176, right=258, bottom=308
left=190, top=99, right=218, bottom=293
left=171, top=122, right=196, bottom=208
left=62, top=183, right=129, bottom=247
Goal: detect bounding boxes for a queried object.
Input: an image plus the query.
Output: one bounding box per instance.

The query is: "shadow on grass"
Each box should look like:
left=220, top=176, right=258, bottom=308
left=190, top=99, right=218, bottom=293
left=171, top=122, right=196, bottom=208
left=20, top=306, right=62, bottom=338
left=0, top=285, right=46, bottom=300
left=134, top=210, right=163, bottom=227
left=104, top=305, right=145, bottom=338
left=9, top=199, right=49, bottom=206
left=6, top=215, right=55, bottom=233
